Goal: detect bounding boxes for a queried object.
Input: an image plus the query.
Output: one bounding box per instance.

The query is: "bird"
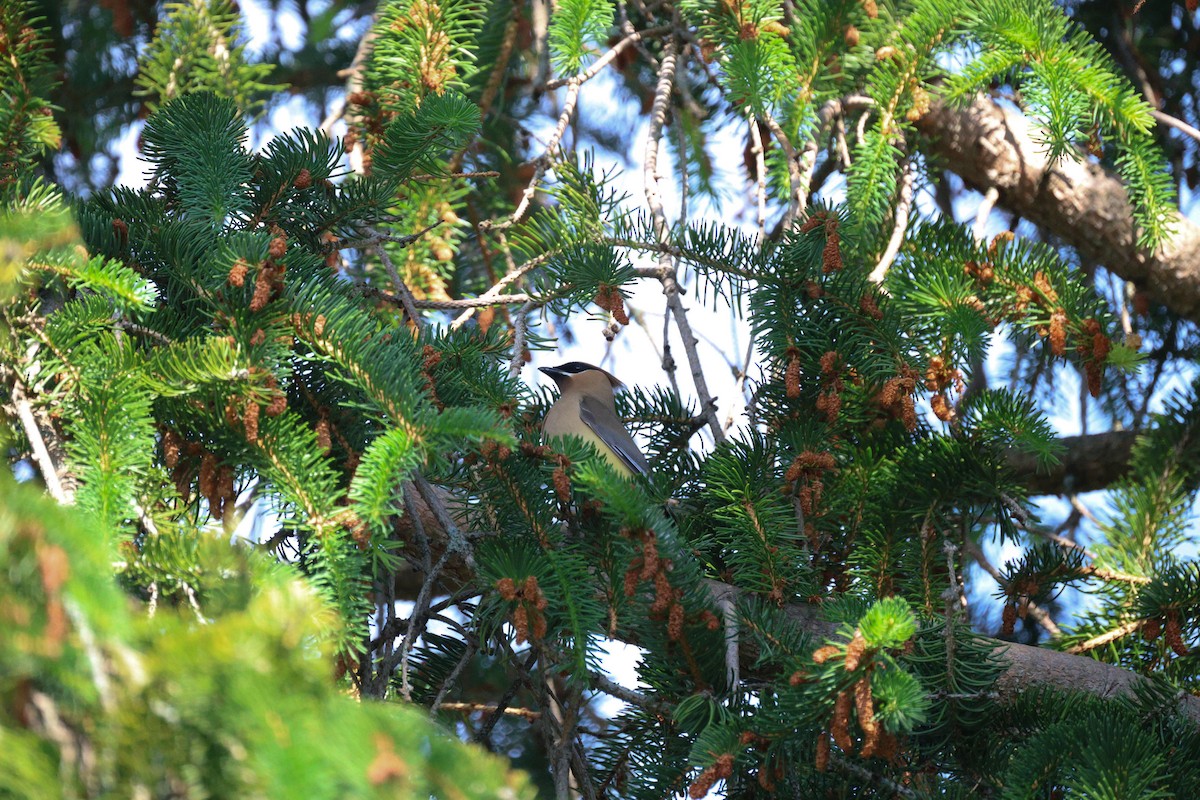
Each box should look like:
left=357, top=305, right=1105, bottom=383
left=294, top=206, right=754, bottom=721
left=539, top=362, right=651, bottom=478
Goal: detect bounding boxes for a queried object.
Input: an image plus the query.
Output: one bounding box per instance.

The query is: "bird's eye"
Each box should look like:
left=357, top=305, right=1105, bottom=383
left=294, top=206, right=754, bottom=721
left=557, top=362, right=593, bottom=373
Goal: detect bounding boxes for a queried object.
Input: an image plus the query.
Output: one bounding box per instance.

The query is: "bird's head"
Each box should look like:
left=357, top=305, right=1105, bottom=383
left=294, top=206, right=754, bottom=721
left=538, top=362, right=624, bottom=391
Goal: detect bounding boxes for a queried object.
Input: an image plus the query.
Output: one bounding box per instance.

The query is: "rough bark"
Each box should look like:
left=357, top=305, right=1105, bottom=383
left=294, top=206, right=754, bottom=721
left=763, top=582, right=1200, bottom=725
left=404, top=505, right=1200, bottom=724
left=916, top=94, right=1200, bottom=323
left=1006, top=430, right=1138, bottom=495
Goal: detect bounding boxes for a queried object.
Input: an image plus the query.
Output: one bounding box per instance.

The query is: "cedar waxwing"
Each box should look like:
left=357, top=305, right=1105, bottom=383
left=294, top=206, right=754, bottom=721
left=540, top=362, right=651, bottom=478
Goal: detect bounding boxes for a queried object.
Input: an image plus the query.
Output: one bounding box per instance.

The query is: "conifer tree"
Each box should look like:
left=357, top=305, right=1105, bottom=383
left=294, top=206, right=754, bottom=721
left=4, top=0, right=1200, bottom=797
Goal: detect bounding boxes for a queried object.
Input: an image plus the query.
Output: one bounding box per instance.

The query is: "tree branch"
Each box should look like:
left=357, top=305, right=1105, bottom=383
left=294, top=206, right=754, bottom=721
left=390, top=489, right=1200, bottom=725
left=643, top=31, right=726, bottom=444
left=917, top=93, right=1200, bottom=323
left=771, top=584, right=1200, bottom=725
left=5, top=375, right=74, bottom=504
left=1005, top=430, right=1138, bottom=495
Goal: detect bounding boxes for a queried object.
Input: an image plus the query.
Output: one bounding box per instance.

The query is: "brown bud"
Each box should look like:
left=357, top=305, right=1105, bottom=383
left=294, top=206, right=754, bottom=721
left=163, top=429, right=182, bottom=469
left=495, top=576, right=517, bottom=600
left=855, top=676, right=879, bottom=755
left=667, top=601, right=685, bottom=640
left=859, top=291, right=883, bottom=320
left=812, top=644, right=840, bottom=664
left=1166, top=613, right=1188, bottom=656
left=552, top=467, right=572, bottom=504
left=931, top=392, right=954, bottom=422
left=785, top=352, right=802, bottom=398
left=243, top=398, right=260, bottom=444
left=844, top=630, right=867, bottom=671
left=250, top=268, right=273, bottom=312
left=1048, top=310, right=1068, bottom=356
left=1033, top=271, right=1059, bottom=306
left=1001, top=603, right=1017, bottom=636
left=831, top=691, right=853, bottom=751
left=228, top=259, right=249, bottom=287
left=316, top=417, right=331, bottom=453
left=822, top=229, right=842, bottom=273
left=815, top=732, right=830, bottom=771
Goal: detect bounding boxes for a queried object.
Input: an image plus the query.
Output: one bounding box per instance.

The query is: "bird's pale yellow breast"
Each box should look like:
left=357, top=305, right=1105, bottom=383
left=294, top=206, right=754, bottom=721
left=543, top=388, right=634, bottom=476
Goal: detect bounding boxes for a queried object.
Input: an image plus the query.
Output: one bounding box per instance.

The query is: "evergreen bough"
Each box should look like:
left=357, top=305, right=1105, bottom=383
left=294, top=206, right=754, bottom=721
left=3, top=0, right=1199, bottom=796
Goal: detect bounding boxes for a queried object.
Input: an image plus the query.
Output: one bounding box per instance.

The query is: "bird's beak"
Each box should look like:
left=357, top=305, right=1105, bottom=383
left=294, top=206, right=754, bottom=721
left=539, top=366, right=565, bottom=380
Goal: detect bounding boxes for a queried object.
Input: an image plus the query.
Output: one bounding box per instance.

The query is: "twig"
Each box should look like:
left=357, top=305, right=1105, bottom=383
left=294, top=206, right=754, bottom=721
left=717, top=587, right=740, bottom=691
left=830, top=753, right=917, bottom=799
left=418, top=293, right=535, bottom=310
left=543, top=670, right=580, bottom=800
left=10, top=379, right=71, bottom=504
left=413, top=473, right=472, bottom=557
left=760, top=111, right=804, bottom=230
left=834, top=112, right=852, bottom=168
left=391, top=549, right=452, bottom=700
left=545, top=25, right=672, bottom=90
left=660, top=300, right=681, bottom=395
left=1119, top=280, right=1135, bottom=338
left=569, top=740, right=599, bottom=800
left=66, top=601, right=114, bottom=710
left=808, top=146, right=840, bottom=198
left=1151, top=109, right=1200, bottom=145
left=962, top=537, right=1062, bottom=638
left=336, top=18, right=379, bottom=166
left=372, top=238, right=423, bottom=327
left=676, top=109, right=690, bottom=230
left=1065, top=618, right=1146, bottom=655
left=643, top=31, right=725, bottom=444
left=777, top=95, right=873, bottom=230
left=343, top=222, right=441, bottom=251
left=509, top=300, right=534, bottom=378
left=376, top=481, right=450, bottom=699
left=502, top=78, right=583, bottom=228
left=1081, top=564, right=1152, bottom=585
left=868, top=160, right=914, bottom=285
left=724, top=335, right=754, bottom=433
left=942, top=539, right=963, bottom=683
left=26, top=690, right=87, bottom=787
left=182, top=582, right=209, bottom=624
left=440, top=701, right=542, bottom=720
left=476, top=649, right=541, bottom=744
left=430, top=639, right=479, bottom=712
left=115, top=320, right=173, bottom=345
left=451, top=232, right=540, bottom=328
left=133, top=502, right=160, bottom=536
left=475, top=0, right=520, bottom=122
left=973, top=186, right=1000, bottom=242
left=1068, top=494, right=1100, bottom=526
left=748, top=111, right=767, bottom=240
left=1000, top=493, right=1033, bottom=531
left=1030, top=526, right=1151, bottom=585
left=409, top=170, right=501, bottom=182
left=588, top=670, right=658, bottom=710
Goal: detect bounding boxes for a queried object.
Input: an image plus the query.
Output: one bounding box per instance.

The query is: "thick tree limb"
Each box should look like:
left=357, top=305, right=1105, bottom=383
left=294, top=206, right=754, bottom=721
left=1006, top=430, right=1138, bottom=495
left=771, top=584, right=1200, bottom=725
left=397, top=488, right=1200, bottom=725
left=916, top=94, right=1200, bottom=323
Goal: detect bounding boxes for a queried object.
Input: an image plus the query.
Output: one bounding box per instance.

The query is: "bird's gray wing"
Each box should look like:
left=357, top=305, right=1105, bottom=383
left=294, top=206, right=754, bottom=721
left=579, top=395, right=651, bottom=477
